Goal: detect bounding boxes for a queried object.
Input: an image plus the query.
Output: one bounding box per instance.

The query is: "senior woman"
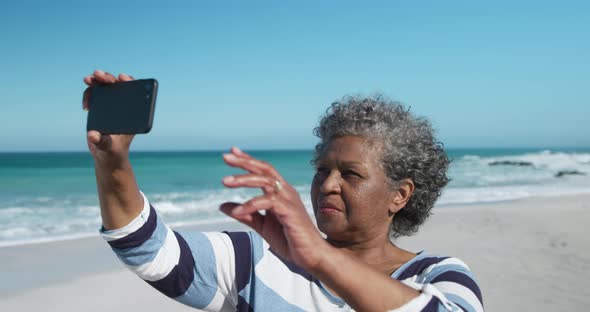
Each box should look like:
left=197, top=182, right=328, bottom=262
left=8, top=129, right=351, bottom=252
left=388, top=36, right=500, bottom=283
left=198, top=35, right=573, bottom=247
left=85, top=70, right=483, bottom=312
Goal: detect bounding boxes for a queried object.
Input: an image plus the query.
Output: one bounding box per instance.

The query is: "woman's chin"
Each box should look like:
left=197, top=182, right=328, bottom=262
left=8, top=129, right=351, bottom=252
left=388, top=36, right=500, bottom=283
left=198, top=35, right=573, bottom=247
left=316, top=222, right=346, bottom=240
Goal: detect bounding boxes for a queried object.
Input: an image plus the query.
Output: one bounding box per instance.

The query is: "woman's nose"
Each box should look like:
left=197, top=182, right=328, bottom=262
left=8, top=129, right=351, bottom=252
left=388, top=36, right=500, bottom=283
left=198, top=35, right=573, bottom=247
left=320, top=171, right=341, bottom=194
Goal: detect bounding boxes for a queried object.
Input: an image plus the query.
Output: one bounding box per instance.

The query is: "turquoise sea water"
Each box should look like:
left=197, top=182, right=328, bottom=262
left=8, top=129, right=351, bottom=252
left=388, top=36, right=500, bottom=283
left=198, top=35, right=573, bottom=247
left=1, top=148, right=590, bottom=246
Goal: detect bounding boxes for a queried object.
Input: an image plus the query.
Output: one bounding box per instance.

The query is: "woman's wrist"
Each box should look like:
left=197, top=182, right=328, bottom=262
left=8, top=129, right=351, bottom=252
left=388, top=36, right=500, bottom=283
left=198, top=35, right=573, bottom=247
left=308, top=243, right=420, bottom=311
left=93, top=151, right=130, bottom=170
left=305, top=239, right=340, bottom=277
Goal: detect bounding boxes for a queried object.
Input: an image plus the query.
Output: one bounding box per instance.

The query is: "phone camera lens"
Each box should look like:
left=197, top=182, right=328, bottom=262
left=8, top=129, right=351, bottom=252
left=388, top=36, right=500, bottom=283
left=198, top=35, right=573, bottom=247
left=144, top=84, right=153, bottom=92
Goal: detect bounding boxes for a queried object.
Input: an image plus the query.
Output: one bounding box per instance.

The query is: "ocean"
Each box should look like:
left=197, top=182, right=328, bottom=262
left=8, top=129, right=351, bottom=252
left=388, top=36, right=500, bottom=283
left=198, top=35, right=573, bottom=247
left=1, top=148, right=589, bottom=247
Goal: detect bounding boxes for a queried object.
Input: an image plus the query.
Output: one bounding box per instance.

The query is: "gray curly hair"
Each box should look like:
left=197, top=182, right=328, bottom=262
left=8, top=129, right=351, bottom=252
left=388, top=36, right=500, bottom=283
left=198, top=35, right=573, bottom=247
left=312, top=95, right=450, bottom=239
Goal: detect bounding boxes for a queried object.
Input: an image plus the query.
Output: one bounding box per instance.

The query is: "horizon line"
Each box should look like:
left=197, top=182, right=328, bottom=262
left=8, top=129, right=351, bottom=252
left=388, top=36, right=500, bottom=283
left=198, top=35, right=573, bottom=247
left=2, top=146, right=590, bottom=153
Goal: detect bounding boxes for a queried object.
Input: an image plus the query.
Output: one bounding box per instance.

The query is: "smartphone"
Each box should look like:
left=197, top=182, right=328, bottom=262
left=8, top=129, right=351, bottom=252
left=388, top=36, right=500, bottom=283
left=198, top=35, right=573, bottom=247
left=86, top=79, right=158, bottom=134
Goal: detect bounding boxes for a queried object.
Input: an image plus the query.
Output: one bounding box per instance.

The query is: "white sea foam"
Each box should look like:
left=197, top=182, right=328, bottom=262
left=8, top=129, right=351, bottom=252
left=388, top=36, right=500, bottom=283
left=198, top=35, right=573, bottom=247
left=34, top=196, right=52, bottom=203
left=460, top=155, right=482, bottom=161
left=479, top=151, right=590, bottom=171
left=442, top=150, right=590, bottom=204
left=0, top=207, right=35, bottom=218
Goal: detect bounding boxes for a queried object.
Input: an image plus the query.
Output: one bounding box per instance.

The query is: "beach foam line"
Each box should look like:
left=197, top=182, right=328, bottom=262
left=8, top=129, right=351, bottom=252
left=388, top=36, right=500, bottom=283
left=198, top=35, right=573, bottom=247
left=0, top=217, right=240, bottom=249
left=437, top=185, right=590, bottom=206
left=3, top=187, right=589, bottom=248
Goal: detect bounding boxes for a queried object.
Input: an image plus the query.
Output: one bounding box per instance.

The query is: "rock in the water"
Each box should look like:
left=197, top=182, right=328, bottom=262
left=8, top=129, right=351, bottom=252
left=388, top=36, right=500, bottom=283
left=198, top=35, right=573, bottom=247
left=555, top=170, right=586, bottom=178
left=488, top=160, right=534, bottom=167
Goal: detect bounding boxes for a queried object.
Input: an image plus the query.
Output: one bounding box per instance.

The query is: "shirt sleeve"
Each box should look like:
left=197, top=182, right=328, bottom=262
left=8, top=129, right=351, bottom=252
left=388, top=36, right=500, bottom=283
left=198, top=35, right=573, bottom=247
left=389, top=257, right=484, bottom=312
left=99, top=192, right=239, bottom=312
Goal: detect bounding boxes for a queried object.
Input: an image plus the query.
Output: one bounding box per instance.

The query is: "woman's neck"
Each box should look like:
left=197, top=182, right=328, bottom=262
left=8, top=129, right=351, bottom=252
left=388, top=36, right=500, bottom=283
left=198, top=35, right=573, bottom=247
left=326, top=235, right=415, bottom=275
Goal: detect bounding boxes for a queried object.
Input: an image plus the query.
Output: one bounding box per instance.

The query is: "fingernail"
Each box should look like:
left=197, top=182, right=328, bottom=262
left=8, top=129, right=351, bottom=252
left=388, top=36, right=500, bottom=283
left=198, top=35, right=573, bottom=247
left=223, top=176, right=235, bottom=183
left=96, top=70, right=104, bottom=75
left=234, top=147, right=244, bottom=155
left=233, top=205, right=244, bottom=214
left=223, top=153, right=237, bottom=161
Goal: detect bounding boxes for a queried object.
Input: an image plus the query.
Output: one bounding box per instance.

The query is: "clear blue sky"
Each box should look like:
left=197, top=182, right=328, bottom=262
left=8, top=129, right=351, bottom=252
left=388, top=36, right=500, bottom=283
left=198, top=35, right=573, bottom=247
left=1, top=0, right=588, bottom=151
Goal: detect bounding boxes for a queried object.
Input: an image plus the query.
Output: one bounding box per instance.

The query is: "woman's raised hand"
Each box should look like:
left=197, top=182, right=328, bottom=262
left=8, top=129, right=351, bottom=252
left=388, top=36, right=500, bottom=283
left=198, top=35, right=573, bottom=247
left=220, top=147, right=330, bottom=272
left=83, top=70, right=135, bottom=165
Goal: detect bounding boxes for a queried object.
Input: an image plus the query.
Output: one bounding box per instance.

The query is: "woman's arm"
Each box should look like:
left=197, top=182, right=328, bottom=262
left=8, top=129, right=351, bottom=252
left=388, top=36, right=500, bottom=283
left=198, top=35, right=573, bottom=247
left=100, top=193, right=239, bottom=311
left=84, top=71, right=240, bottom=310
left=313, top=250, right=484, bottom=311
left=311, top=246, right=419, bottom=310
left=83, top=70, right=143, bottom=230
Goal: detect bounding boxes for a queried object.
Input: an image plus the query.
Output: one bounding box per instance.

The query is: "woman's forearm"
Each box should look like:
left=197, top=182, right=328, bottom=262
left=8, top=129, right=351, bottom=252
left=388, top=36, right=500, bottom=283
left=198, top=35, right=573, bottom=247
left=311, top=246, right=420, bottom=312
left=94, top=158, right=143, bottom=230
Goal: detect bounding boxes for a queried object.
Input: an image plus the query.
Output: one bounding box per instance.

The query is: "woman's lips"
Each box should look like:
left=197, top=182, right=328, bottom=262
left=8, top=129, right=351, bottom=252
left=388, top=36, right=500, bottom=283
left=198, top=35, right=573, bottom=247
left=319, top=206, right=340, bottom=214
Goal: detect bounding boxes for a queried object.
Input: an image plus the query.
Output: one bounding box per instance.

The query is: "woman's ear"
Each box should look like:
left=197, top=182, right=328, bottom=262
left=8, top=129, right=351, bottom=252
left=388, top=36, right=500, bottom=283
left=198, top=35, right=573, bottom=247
left=389, top=179, right=415, bottom=214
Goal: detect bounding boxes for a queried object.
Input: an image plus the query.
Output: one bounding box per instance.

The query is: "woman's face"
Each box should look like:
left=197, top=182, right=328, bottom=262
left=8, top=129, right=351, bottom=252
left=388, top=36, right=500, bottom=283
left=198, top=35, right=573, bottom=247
left=311, top=135, right=396, bottom=243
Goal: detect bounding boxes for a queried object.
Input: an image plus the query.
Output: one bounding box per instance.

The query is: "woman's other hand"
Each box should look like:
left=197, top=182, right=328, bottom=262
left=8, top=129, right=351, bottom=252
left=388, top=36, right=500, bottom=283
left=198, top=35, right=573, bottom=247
left=83, top=70, right=136, bottom=167
left=220, top=147, right=330, bottom=272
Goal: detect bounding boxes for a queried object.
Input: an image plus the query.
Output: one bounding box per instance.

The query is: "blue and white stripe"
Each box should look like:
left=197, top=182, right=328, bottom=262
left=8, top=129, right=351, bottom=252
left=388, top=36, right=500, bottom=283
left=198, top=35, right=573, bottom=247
left=393, top=254, right=484, bottom=312
left=101, top=194, right=484, bottom=311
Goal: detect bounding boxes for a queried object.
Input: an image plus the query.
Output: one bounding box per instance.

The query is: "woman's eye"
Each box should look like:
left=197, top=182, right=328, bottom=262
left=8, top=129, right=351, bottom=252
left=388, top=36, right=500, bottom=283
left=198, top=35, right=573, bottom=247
left=314, top=167, right=328, bottom=177
left=343, top=170, right=360, bottom=177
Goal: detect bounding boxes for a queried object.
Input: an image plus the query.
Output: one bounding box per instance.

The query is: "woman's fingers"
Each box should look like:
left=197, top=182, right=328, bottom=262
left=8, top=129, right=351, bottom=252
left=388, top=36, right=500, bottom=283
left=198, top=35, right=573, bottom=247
left=222, top=148, right=296, bottom=197
left=231, top=146, right=251, bottom=159
left=84, top=70, right=118, bottom=86
left=223, top=153, right=283, bottom=182
left=87, top=130, right=102, bottom=145
left=219, top=202, right=265, bottom=230
left=93, top=70, right=118, bottom=84
left=118, top=73, right=135, bottom=82
left=87, top=130, right=112, bottom=151
left=83, top=70, right=117, bottom=88
left=83, top=70, right=135, bottom=110
left=82, top=87, right=92, bottom=111
left=222, top=195, right=275, bottom=217
left=222, top=173, right=278, bottom=193
left=83, top=75, right=95, bottom=86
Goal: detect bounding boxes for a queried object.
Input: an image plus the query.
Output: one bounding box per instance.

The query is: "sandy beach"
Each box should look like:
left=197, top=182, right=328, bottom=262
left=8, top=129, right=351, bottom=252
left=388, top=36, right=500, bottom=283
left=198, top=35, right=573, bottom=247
left=1, top=194, right=588, bottom=311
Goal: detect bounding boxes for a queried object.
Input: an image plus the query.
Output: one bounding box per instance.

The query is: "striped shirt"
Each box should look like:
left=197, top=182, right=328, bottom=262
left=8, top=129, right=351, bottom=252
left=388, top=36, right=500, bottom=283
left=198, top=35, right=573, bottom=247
left=101, top=193, right=484, bottom=311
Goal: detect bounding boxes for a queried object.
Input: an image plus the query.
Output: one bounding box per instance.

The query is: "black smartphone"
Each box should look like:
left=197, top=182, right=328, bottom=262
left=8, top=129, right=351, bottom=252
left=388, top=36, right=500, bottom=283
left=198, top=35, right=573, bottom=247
left=86, top=79, right=158, bottom=134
